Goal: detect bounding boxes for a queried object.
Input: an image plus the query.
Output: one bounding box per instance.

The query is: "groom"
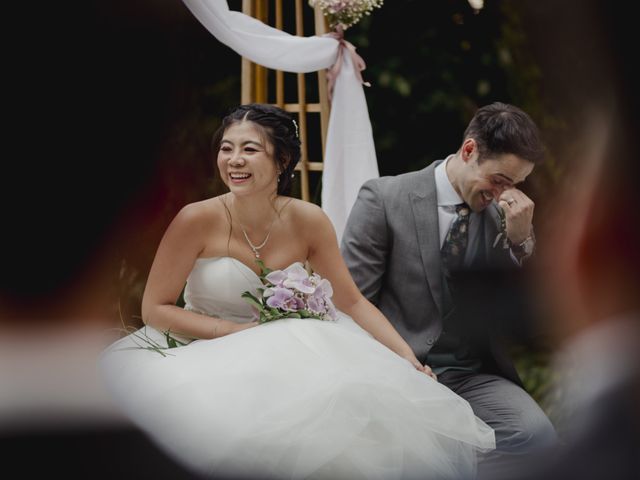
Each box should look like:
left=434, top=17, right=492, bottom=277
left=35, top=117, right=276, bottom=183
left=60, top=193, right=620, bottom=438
left=341, top=102, right=556, bottom=475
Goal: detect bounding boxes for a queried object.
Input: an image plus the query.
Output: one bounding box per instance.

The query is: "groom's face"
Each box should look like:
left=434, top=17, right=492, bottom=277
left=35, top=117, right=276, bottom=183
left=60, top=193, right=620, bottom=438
left=459, top=146, right=534, bottom=212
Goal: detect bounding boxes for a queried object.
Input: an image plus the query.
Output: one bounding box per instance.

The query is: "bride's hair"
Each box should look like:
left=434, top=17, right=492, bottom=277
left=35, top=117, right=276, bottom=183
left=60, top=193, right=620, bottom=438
left=211, top=103, right=302, bottom=196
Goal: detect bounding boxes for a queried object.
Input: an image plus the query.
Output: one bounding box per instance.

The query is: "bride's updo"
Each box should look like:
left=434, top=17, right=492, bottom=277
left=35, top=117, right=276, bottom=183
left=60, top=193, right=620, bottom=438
left=212, top=103, right=302, bottom=195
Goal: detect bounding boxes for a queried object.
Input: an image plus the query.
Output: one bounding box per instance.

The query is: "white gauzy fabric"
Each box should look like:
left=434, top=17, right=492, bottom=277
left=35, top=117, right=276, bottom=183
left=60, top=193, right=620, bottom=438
left=323, top=52, right=379, bottom=241
left=182, top=0, right=379, bottom=243
left=100, top=256, right=496, bottom=479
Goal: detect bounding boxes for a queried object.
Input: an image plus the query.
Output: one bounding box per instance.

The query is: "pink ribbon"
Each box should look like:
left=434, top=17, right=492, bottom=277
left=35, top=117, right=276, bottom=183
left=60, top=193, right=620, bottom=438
left=323, top=26, right=371, bottom=102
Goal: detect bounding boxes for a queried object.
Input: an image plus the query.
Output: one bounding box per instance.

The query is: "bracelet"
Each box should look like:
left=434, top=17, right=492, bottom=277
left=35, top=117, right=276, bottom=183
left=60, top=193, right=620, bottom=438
left=212, top=321, right=219, bottom=339
left=509, top=235, right=534, bottom=258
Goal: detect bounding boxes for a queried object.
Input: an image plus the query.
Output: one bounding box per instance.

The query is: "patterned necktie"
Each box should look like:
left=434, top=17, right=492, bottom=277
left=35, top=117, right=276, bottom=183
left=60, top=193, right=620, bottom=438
left=441, top=203, right=470, bottom=273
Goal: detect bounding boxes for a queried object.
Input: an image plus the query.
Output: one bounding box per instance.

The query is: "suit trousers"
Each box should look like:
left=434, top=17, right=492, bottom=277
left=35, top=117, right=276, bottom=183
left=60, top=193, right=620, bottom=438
left=437, top=369, right=558, bottom=479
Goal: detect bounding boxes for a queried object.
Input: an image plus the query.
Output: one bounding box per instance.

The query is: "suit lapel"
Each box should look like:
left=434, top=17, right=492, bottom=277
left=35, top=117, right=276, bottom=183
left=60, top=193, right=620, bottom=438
left=409, top=162, right=444, bottom=316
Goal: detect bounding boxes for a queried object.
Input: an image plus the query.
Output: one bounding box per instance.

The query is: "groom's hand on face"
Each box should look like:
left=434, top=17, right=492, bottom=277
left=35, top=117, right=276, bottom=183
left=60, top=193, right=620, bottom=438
left=498, top=188, right=534, bottom=245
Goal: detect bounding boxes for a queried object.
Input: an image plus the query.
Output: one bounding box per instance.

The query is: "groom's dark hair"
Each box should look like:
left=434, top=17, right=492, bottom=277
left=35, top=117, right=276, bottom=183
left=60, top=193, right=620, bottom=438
left=463, top=102, right=545, bottom=165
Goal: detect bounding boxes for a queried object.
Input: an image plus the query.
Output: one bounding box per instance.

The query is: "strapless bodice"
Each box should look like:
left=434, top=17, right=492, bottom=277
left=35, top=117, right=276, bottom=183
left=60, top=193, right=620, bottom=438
left=183, top=256, right=264, bottom=323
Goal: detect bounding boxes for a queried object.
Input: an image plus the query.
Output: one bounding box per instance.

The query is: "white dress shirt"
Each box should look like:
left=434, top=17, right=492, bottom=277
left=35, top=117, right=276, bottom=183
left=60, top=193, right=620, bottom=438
left=435, top=156, right=464, bottom=249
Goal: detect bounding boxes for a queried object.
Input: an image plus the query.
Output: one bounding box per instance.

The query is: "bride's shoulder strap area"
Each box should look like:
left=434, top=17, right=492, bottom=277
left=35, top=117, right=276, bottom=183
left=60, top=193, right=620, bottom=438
left=275, top=195, right=297, bottom=214
left=288, top=201, right=337, bottom=246
left=284, top=197, right=324, bottom=219
left=284, top=199, right=332, bottom=235
left=163, top=199, right=230, bottom=258
left=172, top=199, right=224, bottom=231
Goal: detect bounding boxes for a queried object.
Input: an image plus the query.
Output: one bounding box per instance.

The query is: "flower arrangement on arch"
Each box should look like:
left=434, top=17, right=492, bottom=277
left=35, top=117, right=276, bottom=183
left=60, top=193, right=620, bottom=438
left=309, top=0, right=384, bottom=30
left=242, top=260, right=338, bottom=324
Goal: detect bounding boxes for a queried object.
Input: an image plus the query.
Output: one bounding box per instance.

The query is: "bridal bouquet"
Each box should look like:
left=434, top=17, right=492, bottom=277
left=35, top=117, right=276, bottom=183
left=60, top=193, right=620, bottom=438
left=242, top=261, right=338, bottom=324
left=309, top=0, right=384, bottom=30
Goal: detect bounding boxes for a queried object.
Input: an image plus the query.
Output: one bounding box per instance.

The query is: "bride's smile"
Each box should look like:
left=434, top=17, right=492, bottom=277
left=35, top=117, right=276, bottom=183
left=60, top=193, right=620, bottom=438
left=217, top=121, right=279, bottom=195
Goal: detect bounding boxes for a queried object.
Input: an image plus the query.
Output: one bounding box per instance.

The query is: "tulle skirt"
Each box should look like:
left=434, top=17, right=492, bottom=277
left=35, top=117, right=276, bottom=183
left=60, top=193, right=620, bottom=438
left=100, top=314, right=495, bottom=479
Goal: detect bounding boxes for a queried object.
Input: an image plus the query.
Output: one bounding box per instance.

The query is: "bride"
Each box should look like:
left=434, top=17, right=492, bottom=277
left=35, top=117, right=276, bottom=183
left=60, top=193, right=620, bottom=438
left=100, top=103, right=495, bottom=479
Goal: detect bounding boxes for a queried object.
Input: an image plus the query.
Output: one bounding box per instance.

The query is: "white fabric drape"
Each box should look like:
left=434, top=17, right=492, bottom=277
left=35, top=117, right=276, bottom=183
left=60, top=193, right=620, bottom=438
left=182, top=0, right=379, bottom=243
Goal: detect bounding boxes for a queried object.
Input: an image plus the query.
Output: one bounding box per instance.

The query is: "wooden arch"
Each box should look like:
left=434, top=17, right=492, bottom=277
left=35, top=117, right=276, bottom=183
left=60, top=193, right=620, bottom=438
left=241, top=0, right=331, bottom=203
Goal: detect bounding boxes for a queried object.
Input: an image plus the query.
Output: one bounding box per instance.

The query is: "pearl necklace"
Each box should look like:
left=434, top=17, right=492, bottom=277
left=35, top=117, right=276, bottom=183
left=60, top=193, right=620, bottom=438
left=240, top=223, right=273, bottom=259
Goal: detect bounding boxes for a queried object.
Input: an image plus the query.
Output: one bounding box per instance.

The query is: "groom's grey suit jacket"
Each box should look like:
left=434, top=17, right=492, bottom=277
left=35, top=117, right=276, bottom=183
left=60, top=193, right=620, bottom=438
left=341, top=161, right=522, bottom=386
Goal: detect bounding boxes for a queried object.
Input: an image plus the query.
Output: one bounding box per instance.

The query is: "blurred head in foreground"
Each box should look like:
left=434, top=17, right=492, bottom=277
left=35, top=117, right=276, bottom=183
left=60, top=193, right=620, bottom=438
left=523, top=1, right=640, bottom=478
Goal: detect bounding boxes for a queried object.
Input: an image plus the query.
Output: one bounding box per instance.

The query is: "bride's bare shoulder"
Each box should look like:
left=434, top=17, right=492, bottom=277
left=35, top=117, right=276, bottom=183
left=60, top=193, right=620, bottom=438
left=170, top=195, right=230, bottom=231
left=282, top=197, right=331, bottom=228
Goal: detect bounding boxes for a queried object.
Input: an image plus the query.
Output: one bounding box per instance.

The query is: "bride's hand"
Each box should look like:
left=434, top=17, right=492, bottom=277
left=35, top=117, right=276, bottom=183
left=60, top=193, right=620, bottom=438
left=219, top=320, right=259, bottom=337
left=421, top=364, right=437, bottom=381
left=404, top=356, right=437, bottom=381
left=232, top=321, right=259, bottom=333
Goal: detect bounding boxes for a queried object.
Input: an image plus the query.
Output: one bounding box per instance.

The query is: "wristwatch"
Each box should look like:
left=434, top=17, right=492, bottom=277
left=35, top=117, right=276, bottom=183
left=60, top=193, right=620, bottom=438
left=509, top=235, right=535, bottom=259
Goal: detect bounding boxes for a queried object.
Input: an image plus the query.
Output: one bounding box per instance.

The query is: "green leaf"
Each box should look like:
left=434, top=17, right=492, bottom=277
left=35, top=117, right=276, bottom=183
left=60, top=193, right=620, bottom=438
left=112, top=346, right=170, bottom=357
left=116, top=330, right=174, bottom=357
left=259, top=314, right=277, bottom=324
left=255, top=258, right=272, bottom=277
left=241, top=291, right=260, bottom=302
left=167, top=332, right=188, bottom=346
left=242, top=292, right=265, bottom=311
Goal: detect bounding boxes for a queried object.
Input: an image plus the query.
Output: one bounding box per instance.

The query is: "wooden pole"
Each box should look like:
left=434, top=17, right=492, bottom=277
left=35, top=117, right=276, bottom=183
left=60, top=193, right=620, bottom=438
left=275, top=0, right=284, bottom=108
left=314, top=5, right=330, bottom=158
left=295, top=0, right=309, bottom=202
left=241, top=0, right=254, bottom=104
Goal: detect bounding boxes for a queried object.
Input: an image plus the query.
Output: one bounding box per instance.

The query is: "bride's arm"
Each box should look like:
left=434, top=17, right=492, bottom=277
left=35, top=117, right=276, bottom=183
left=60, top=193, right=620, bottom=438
left=141, top=203, right=257, bottom=339
left=304, top=205, right=435, bottom=378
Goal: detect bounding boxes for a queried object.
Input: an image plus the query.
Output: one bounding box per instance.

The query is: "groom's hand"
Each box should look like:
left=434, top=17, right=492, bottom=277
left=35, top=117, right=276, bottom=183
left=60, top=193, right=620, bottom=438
left=498, top=188, right=534, bottom=245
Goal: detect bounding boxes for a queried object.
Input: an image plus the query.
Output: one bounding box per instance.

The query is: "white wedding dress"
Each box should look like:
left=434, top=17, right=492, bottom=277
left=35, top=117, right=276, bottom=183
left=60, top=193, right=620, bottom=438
left=100, top=257, right=495, bottom=479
